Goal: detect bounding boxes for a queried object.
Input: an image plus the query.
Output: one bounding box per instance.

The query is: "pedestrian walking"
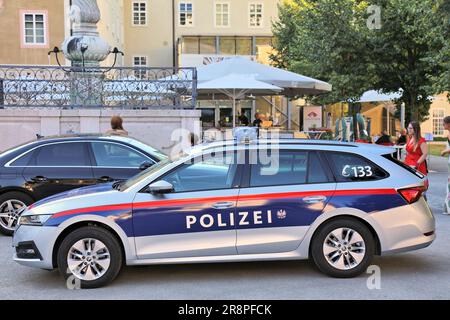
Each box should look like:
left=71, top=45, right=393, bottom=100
left=440, top=116, right=450, bottom=214
left=404, top=121, right=428, bottom=175
left=106, top=115, right=128, bottom=136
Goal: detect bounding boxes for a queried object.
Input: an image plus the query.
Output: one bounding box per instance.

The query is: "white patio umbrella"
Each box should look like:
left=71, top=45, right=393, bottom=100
left=196, top=57, right=331, bottom=95
left=163, top=56, right=332, bottom=95
left=198, top=73, right=282, bottom=127
left=357, top=90, right=402, bottom=103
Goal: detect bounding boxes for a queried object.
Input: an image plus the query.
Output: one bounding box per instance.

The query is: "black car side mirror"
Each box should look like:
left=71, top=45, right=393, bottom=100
left=139, top=161, right=153, bottom=171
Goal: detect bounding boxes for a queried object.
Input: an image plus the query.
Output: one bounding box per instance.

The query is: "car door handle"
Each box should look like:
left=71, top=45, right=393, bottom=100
left=212, top=201, right=235, bottom=209
left=303, top=196, right=327, bottom=204
left=32, top=176, right=48, bottom=183
left=98, top=176, right=113, bottom=182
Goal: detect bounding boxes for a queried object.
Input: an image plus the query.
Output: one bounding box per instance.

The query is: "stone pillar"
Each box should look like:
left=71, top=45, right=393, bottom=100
left=79, top=109, right=100, bottom=133
left=39, top=110, right=61, bottom=136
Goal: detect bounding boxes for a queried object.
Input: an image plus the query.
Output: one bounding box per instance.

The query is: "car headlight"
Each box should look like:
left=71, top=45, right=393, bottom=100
left=19, top=214, right=53, bottom=226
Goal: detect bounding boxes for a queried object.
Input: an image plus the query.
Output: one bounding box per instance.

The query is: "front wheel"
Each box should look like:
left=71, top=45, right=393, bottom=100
left=57, top=226, right=123, bottom=289
left=310, top=218, right=375, bottom=278
left=0, top=192, right=33, bottom=236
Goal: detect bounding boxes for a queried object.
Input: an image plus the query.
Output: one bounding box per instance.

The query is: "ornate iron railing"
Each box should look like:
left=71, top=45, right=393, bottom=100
left=0, top=65, right=197, bottom=109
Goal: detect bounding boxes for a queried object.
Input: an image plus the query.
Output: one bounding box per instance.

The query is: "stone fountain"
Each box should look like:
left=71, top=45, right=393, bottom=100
left=61, top=0, right=111, bottom=106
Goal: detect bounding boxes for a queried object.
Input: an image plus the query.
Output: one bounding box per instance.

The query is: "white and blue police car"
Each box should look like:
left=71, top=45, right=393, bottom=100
left=12, top=132, right=435, bottom=288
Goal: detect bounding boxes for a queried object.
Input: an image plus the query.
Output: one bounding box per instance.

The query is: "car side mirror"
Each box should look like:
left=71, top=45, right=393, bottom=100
left=139, top=161, right=153, bottom=171
left=147, top=180, right=174, bottom=194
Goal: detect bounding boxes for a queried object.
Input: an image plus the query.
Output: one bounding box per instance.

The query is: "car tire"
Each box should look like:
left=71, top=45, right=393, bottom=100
left=0, top=192, right=33, bottom=236
left=57, top=226, right=123, bottom=289
left=310, top=218, right=375, bottom=278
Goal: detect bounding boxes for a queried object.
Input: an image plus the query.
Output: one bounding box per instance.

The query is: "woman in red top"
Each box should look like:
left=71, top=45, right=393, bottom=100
left=404, top=121, right=428, bottom=175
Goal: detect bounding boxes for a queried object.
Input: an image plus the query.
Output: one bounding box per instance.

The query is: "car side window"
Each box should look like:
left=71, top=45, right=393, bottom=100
left=160, top=152, right=238, bottom=193
left=249, top=150, right=331, bottom=187
left=31, top=143, right=90, bottom=166
left=91, top=142, right=151, bottom=168
left=250, top=150, right=305, bottom=187
left=325, top=152, right=388, bottom=182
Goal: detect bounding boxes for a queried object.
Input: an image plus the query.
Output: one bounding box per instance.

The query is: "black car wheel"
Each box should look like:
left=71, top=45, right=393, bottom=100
left=0, top=192, right=33, bottom=236
left=310, top=218, right=375, bottom=278
left=57, top=226, right=123, bottom=289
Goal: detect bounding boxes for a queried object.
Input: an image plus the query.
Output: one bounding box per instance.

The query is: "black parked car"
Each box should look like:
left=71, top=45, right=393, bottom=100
left=0, top=134, right=167, bottom=235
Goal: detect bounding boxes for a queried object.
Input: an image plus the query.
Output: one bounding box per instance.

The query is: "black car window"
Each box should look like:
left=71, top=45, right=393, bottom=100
left=91, top=142, right=150, bottom=168
left=325, top=152, right=388, bottom=182
left=308, top=152, right=330, bottom=183
left=160, top=152, right=237, bottom=193
left=8, top=150, right=35, bottom=167
left=250, top=150, right=308, bottom=187
left=249, top=150, right=331, bottom=187
left=32, top=142, right=90, bottom=166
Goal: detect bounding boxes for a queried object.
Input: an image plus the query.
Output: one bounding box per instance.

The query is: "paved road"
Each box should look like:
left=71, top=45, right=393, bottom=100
left=1, top=160, right=449, bottom=299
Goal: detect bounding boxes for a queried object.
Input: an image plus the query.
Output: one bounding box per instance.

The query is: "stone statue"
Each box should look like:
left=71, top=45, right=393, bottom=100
left=62, top=0, right=110, bottom=67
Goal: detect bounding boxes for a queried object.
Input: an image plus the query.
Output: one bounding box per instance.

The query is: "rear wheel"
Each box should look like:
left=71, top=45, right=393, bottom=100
left=57, top=226, right=123, bottom=289
left=0, top=192, right=33, bottom=236
left=311, top=218, right=375, bottom=278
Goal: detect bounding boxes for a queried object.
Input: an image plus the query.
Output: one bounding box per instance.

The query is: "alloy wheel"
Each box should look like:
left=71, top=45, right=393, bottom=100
left=0, top=199, right=26, bottom=231
left=67, top=238, right=111, bottom=281
left=322, top=227, right=366, bottom=270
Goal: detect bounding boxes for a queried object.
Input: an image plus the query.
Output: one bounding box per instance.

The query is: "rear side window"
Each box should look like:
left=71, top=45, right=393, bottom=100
left=382, top=154, right=424, bottom=179
left=31, top=143, right=90, bottom=166
left=250, top=150, right=330, bottom=187
left=325, top=152, right=388, bottom=182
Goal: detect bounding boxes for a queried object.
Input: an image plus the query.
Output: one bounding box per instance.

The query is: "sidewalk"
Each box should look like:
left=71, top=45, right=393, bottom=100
left=428, top=155, right=449, bottom=173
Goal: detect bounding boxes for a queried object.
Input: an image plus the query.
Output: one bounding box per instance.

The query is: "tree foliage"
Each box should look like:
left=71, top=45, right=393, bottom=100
left=272, top=0, right=449, bottom=122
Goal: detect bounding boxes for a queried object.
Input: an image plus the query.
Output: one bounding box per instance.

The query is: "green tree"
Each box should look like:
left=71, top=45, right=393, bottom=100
left=429, top=0, right=450, bottom=99
left=369, top=0, right=446, bottom=122
left=272, top=0, right=447, bottom=122
left=272, top=0, right=377, bottom=105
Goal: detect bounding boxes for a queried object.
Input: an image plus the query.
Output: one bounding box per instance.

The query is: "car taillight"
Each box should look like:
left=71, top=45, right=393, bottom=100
left=398, top=186, right=426, bottom=204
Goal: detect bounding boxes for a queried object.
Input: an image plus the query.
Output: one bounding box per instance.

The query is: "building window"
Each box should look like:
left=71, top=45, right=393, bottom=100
left=132, top=1, right=147, bottom=26
left=433, top=109, right=445, bottom=136
left=219, top=37, right=235, bottom=54
left=181, top=37, right=199, bottom=54
left=236, top=37, right=252, bottom=55
left=199, top=37, right=216, bottom=54
left=249, top=3, right=263, bottom=27
left=179, top=2, right=193, bottom=26
left=180, top=36, right=272, bottom=55
left=215, top=2, right=230, bottom=27
left=21, top=11, right=48, bottom=47
left=133, top=56, right=148, bottom=79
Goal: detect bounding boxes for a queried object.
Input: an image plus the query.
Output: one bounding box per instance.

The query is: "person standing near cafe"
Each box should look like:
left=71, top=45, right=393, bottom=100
left=404, top=121, right=428, bottom=175
left=440, top=116, right=450, bottom=214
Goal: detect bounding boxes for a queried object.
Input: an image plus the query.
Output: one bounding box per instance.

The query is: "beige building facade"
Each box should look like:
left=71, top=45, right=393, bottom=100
left=0, top=0, right=66, bottom=65
left=421, top=92, right=450, bottom=138
left=122, top=0, right=279, bottom=68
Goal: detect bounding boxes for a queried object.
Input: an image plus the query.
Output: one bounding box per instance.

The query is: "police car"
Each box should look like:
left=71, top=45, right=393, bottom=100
left=12, top=131, right=435, bottom=288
